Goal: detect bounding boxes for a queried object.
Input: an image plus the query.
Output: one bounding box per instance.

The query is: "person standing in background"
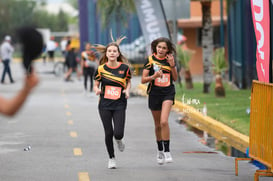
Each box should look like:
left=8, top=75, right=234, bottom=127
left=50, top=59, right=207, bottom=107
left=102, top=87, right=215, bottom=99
left=0, top=35, right=14, bottom=84
left=60, top=37, right=68, bottom=57
left=46, top=36, right=57, bottom=62
left=64, top=40, right=81, bottom=81
left=141, top=37, right=178, bottom=165
left=81, top=42, right=97, bottom=96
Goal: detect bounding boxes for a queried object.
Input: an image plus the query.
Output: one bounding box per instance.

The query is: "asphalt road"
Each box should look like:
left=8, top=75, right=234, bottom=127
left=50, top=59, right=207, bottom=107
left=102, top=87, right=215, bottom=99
left=0, top=61, right=269, bottom=181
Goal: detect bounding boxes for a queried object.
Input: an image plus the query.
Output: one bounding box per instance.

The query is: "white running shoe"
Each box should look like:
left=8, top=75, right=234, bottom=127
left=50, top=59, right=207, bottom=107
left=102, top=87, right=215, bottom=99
left=164, top=152, right=173, bottom=163
left=108, top=158, right=117, bottom=169
left=116, top=139, right=125, bottom=152
left=157, top=151, right=165, bottom=165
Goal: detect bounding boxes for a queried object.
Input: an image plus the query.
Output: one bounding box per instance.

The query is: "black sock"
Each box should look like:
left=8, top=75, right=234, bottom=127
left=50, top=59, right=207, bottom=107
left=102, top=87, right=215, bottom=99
left=163, top=140, right=170, bottom=152
left=157, top=140, right=163, bottom=151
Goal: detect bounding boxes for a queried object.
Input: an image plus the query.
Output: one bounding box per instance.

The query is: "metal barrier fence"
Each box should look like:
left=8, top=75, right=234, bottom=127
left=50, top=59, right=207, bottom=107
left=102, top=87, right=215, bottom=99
left=250, top=80, right=273, bottom=171
left=236, top=80, right=273, bottom=180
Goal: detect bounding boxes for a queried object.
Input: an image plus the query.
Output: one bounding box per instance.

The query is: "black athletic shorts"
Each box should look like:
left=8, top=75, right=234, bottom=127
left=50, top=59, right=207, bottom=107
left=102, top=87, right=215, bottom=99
left=48, top=51, right=54, bottom=58
left=148, top=94, right=175, bottom=111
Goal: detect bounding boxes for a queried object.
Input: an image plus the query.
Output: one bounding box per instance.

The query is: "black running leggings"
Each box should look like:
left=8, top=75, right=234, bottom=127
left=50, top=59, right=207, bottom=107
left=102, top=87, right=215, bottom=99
left=83, top=67, right=95, bottom=91
left=99, top=109, right=126, bottom=158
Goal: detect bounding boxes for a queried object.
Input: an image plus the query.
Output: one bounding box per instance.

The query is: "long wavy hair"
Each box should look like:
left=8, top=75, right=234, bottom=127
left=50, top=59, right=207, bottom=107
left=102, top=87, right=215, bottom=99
left=151, top=37, right=176, bottom=56
left=97, top=42, right=128, bottom=65
left=92, top=31, right=128, bottom=65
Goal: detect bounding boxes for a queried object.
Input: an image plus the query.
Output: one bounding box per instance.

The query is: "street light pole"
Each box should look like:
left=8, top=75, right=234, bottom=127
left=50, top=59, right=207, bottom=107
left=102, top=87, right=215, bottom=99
left=220, top=0, right=224, bottom=47
left=172, top=0, right=177, bottom=45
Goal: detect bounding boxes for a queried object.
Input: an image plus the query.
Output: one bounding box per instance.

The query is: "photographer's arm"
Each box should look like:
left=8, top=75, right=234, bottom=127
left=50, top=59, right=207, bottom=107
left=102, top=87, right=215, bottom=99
left=0, top=71, right=39, bottom=116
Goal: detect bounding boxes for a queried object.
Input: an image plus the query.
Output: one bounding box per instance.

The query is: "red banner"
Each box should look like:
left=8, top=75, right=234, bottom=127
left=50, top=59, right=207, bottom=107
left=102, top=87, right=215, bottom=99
left=251, top=0, right=270, bottom=82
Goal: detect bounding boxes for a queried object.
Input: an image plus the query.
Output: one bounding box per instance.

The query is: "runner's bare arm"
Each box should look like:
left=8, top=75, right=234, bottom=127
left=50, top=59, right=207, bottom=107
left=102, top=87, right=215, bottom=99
left=0, top=72, right=39, bottom=116
left=141, top=69, right=162, bottom=84
left=166, top=54, right=178, bottom=81
left=94, top=80, right=101, bottom=95
left=123, top=79, right=131, bottom=99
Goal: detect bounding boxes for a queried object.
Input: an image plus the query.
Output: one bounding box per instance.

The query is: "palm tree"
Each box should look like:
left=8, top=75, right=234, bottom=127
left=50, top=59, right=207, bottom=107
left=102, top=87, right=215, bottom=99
left=212, top=47, right=228, bottom=97
left=96, top=0, right=136, bottom=29
left=177, top=44, right=195, bottom=89
left=200, top=0, right=214, bottom=93
left=192, top=0, right=214, bottom=93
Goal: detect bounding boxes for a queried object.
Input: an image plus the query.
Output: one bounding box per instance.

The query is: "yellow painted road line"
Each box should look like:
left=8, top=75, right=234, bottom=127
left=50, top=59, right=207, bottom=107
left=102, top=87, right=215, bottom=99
left=68, top=120, right=74, bottom=125
left=73, top=148, right=82, bottom=156
left=78, top=172, right=90, bottom=181
left=66, top=111, right=72, bottom=116
left=70, top=131, right=78, bottom=138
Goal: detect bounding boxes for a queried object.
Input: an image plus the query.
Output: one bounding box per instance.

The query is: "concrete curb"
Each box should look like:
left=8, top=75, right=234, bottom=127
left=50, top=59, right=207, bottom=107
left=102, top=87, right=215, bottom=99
left=136, top=83, right=249, bottom=153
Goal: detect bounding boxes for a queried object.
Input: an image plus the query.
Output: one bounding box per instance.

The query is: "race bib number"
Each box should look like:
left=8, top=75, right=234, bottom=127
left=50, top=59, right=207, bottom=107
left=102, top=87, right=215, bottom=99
left=154, top=73, right=170, bottom=87
left=104, top=86, right=122, bottom=100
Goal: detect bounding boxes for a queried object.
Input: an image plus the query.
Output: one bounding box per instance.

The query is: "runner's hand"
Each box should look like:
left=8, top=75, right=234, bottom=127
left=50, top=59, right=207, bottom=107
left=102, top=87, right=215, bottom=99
left=153, top=70, right=163, bottom=79
left=123, top=89, right=130, bottom=99
left=166, top=54, right=175, bottom=67
left=95, top=88, right=101, bottom=95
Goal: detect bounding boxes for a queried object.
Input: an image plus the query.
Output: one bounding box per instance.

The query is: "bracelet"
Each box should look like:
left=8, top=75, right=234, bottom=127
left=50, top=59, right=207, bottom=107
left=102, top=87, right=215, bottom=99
left=170, top=65, right=176, bottom=68
left=150, top=76, right=155, bottom=80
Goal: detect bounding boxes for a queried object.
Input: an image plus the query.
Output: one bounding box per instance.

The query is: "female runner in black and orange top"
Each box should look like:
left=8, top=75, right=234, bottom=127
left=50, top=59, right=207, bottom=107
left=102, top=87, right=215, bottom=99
left=141, top=37, right=178, bottom=165
left=81, top=42, right=97, bottom=95
left=94, top=42, right=131, bottom=169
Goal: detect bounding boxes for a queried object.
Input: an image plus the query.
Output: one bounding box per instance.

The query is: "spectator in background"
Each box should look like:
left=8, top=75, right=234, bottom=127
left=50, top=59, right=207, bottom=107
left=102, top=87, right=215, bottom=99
left=64, top=40, right=81, bottom=81
left=0, top=35, right=14, bottom=84
left=81, top=42, right=98, bottom=96
left=60, top=37, right=68, bottom=57
left=46, top=36, right=57, bottom=62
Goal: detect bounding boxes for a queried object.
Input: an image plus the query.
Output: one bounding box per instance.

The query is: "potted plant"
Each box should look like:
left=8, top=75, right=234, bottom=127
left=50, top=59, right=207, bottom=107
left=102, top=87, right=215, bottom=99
left=177, top=45, right=194, bottom=89
left=212, top=47, right=228, bottom=97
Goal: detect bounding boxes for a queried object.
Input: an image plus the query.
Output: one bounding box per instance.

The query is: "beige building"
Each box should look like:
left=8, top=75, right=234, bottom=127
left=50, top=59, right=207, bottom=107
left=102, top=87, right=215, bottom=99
left=177, top=1, right=227, bottom=76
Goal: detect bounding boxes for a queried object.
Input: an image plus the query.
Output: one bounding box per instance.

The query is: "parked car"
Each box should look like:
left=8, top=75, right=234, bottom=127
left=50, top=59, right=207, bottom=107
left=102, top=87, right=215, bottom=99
left=119, top=36, right=147, bottom=64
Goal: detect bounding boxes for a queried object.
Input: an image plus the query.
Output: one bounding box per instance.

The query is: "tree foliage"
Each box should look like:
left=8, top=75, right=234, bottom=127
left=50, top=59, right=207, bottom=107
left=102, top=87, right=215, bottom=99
left=0, top=0, right=36, bottom=39
left=0, top=0, right=70, bottom=41
left=66, top=0, right=78, bottom=9
left=177, top=45, right=194, bottom=70
left=212, top=47, right=228, bottom=75
left=96, top=0, right=136, bottom=29
left=32, top=10, right=69, bottom=32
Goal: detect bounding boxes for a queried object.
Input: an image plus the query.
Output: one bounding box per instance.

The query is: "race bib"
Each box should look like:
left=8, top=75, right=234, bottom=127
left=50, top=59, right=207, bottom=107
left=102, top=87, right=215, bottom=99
left=154, top=73, right=170, bottom=87
left=104, top=86, right=122, bottom=100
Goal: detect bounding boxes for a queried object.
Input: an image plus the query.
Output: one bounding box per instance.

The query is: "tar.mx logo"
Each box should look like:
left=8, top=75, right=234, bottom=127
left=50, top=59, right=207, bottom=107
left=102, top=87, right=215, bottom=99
left=181, top=94, right=202, bottom=114
left=181, top=94, right=200, bottom=105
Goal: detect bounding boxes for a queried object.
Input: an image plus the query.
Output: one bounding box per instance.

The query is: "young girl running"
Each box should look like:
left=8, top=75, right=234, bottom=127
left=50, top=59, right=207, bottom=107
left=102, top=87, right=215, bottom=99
left=93, top=38, right=131, bottom=169
left=81, top=42, right=97, bottom=95
left=141, top=37, right=178, bottom=165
